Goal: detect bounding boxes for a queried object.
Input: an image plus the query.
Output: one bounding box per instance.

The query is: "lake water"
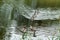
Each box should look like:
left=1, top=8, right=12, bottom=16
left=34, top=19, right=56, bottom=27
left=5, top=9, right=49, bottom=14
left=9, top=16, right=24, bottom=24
left=0, top=8, right=60, bottom=40
left=4, top=20, right=60, bottom=40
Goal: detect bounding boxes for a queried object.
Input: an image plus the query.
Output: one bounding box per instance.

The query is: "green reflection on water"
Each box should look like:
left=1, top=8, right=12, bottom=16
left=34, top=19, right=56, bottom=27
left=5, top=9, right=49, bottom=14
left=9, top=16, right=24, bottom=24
left=0, top=26, right=6, bottom=40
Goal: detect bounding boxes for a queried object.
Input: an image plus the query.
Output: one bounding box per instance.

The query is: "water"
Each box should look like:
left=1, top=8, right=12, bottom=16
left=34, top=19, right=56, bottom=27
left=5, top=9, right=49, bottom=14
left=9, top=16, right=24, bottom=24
left=22, top=8, right=60, bottom=20
left=4, top=20, right=59, bottom=40
left=5, top=20, right=19, bottom=40
left=0, top=0, right=60, bottom=40
left=0, top=8, right=60, bottom=40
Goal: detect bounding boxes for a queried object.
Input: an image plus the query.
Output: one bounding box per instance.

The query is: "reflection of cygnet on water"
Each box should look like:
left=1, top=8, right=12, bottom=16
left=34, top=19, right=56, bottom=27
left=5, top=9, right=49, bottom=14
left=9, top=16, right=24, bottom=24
left=30, top=25, right=36, bottom=37
left=22, top=26, right=27, bottom=39
left=22, top=27, right=27, bottom=32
